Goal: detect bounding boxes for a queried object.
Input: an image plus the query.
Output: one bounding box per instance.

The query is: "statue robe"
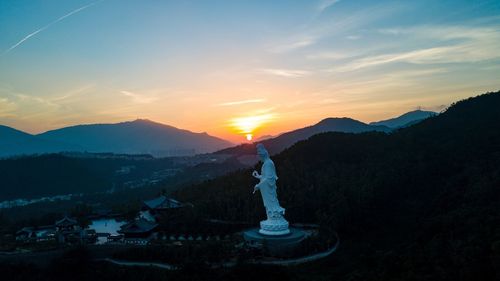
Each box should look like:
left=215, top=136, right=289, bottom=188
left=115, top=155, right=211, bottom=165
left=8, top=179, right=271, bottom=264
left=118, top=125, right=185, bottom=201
left=258, top=158, right=285, bottom=218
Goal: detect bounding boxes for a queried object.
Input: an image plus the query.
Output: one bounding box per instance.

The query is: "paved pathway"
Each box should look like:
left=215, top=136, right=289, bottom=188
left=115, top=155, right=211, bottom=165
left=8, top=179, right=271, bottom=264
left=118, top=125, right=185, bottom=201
left=99, top=234, right=339, bottom=270
left=252, top=238, right=339, bottom=266
left=98, top=258, right=177, bottom=270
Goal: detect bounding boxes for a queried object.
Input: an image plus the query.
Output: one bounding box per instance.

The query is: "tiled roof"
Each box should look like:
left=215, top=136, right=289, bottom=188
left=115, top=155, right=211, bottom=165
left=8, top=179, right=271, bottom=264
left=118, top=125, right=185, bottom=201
left=55, top=216, right=78, bottom=226
left=143, top=195, right=183, bottom=209
left=119, top=218, right=158, bottom=234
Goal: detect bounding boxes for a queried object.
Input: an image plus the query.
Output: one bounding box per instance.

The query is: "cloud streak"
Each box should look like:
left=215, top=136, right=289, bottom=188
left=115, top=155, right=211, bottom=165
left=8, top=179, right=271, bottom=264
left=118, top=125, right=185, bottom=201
left=270, top=2, right=404, bottom=54
left=332, top=24, right=500, bottom=72
left=259, top=68, right=311, bottom=77
left=1, top=1, right=100, bottom=56
left=217, top=99, right=266, bottom=106
left=120, top=90, right=158, bottom=104
left=0, top=97, right=18, bottom=117
left=317, top=0, right=340, bottom=13
left=269, top=38, right=315, bottom=53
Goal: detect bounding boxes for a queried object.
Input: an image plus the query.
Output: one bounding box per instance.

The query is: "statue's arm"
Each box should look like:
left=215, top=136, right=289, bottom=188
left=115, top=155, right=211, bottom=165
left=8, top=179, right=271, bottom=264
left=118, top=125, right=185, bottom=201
left=253, top=173, right=267, bottom=194
left=256, top=177, right=267, bottom=187
left=253, top=181, right=263, bottom=194
left=252, top=170, right=261, bottom=194
left=252, top=170, right=261, bottom=179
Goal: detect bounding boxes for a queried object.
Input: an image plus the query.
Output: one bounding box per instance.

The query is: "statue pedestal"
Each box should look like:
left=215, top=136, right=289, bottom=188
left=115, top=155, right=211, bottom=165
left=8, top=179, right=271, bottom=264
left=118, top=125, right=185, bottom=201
left=259, top=218, right=290, bottom=236
left=243, top=227, right=306, bottom=257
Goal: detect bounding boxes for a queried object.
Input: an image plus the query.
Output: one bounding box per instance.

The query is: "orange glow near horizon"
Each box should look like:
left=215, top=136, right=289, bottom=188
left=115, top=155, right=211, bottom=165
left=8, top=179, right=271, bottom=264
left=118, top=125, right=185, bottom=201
left=2, top=1, right=499, bottom=147
left=229, top=114, right=274, bottom=142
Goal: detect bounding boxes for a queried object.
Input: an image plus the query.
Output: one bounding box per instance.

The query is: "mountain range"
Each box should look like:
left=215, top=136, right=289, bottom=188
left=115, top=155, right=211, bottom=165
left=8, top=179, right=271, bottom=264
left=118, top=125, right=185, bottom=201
left=216, top=110, right=436, bottom=158
left=0, top=125, right=81, bottom=157
left=0, top=119, right=232, bottom=158
left=0, top=110, right=435, bottom=158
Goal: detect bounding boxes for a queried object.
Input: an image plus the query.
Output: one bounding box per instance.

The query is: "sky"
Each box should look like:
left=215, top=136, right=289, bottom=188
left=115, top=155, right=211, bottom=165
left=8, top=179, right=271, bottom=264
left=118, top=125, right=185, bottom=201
left=1, top=0, right=499, bottom=143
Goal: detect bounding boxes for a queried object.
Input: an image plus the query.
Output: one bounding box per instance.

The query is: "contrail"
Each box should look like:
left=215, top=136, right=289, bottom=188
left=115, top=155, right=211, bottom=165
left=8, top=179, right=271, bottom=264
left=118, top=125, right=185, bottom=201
left=1, top=1, right=100, bottom=56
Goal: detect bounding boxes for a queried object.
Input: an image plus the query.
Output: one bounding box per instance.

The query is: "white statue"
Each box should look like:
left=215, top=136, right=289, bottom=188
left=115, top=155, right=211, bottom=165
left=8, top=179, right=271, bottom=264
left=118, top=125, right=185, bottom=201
left=252, top=144, right=290, bottom=235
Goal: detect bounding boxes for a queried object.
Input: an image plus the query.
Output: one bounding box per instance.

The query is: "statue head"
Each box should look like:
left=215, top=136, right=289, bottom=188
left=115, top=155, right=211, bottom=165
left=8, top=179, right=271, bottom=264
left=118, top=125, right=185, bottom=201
left=256, top=143, right=269, bottom=160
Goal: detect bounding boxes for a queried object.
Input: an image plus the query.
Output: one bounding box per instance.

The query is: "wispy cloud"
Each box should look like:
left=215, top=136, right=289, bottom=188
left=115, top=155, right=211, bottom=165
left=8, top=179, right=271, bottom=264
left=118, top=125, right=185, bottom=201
left=317, top=0, right=341, bottom=13
left=15, top=93, right=60, bottom=108
left=217, top=99, right=266, bottom=106
left=1, top=1, right=100, bottom=56
left=120, top=90, right=158, bottom=104
left=52, top=84, right=95, bottom=102
left=0, top=97, right=18, bottom=117
left=378, top=24, right=500, bottom=41
left=259, top=68, right=311, bottom=77
left=332, top=48, right=451, bottom=72
left=346, top=35, right=360, bottom=40
left=333, top=24, right=500, bottom=72
left=306, top=51, right=353, bottom=60
left=270, top=2, right=404, bottom=54
left=269, top=38, right=315, bottom=53
left=308, top=68, right=451, bottom=106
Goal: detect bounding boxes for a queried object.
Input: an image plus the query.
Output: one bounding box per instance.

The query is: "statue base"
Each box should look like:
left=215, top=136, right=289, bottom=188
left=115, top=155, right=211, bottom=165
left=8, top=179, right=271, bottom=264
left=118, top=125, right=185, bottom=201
left=243, top=227, right=306, bottom=257
left=259, top=218, right=290, bottom=236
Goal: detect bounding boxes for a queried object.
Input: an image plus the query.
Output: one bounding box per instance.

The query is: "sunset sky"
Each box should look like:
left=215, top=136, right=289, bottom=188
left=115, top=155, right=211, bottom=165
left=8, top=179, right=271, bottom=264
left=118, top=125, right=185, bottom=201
left=1, top=0, right=499, bottom=142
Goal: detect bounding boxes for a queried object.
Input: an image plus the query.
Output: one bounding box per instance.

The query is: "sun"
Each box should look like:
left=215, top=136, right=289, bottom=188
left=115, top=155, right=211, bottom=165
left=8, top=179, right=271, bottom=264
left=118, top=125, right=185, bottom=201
left=229, top=114, right=273, bottom=141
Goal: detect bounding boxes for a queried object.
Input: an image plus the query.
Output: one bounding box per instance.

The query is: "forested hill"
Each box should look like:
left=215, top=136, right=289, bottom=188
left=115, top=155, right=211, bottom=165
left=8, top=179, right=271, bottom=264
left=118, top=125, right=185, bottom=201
left=176, top=91, right=500, bottom=281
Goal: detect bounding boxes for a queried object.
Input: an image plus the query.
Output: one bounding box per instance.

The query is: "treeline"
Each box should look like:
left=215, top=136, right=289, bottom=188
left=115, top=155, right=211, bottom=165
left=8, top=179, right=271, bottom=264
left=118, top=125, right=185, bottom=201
left=0, top=155, right=245, bottom=223
left=0, top=154, right=112, bottom=201
left=0, top=154, right=179, bottom=201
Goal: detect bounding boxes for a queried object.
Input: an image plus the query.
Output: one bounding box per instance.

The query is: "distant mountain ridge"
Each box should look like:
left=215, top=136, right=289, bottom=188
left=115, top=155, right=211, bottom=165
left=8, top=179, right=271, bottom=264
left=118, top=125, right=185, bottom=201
left=0, top=119, right=232, bottom=158
left=369, top=109, right=437, bottom=128
left=0, top=125, right=81, bottom=158
left=217, top=110, right=438, bottom=159
left=216, top=117, right=391, bottom=157
left=0, top=110, right=437, bottom=158
left=37, top=119, right=232, bottom=157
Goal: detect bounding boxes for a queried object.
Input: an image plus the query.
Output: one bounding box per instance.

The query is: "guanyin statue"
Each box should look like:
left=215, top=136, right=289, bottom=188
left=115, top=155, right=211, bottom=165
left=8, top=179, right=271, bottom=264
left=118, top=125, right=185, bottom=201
left=252, top=143, right=290, bottom=235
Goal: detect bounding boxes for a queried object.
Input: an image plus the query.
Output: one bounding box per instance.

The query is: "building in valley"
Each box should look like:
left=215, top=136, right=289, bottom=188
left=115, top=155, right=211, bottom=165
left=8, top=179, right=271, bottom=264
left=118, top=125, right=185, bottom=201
left=16, top=216, right=96, bottom=244
left=16, top=225, right=56, bottom=242
left=118, top=218, right=158, bottom=244
left=143, top=195, right=184, bottom=213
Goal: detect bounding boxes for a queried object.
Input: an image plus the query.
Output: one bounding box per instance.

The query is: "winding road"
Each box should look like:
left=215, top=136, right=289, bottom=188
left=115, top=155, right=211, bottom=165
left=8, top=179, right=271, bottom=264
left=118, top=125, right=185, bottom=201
left=98, top=258, right=177, bottom=270
left=98, top=234, right=339, bottom=270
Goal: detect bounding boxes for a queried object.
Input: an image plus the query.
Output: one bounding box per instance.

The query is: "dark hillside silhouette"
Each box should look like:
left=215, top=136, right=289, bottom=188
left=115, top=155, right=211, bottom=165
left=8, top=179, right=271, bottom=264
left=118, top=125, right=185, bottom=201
left=176, top=91, right=500, bottom=281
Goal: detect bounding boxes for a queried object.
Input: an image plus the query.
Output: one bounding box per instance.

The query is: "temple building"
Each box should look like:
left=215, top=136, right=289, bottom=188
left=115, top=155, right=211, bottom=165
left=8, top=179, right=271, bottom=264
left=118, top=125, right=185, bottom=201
left=55, top=216, right=78, bottom=231
left=118, top=218, right=158, bottom=244
left=15, top=216, right=97, bottom=244
left=140, top=195, right=185, bottom=222
left=143, top=195, right=184, bottom=213
left=16, top=225, right=56, bottom=242
left=54, top=216, right=81, bottom=243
